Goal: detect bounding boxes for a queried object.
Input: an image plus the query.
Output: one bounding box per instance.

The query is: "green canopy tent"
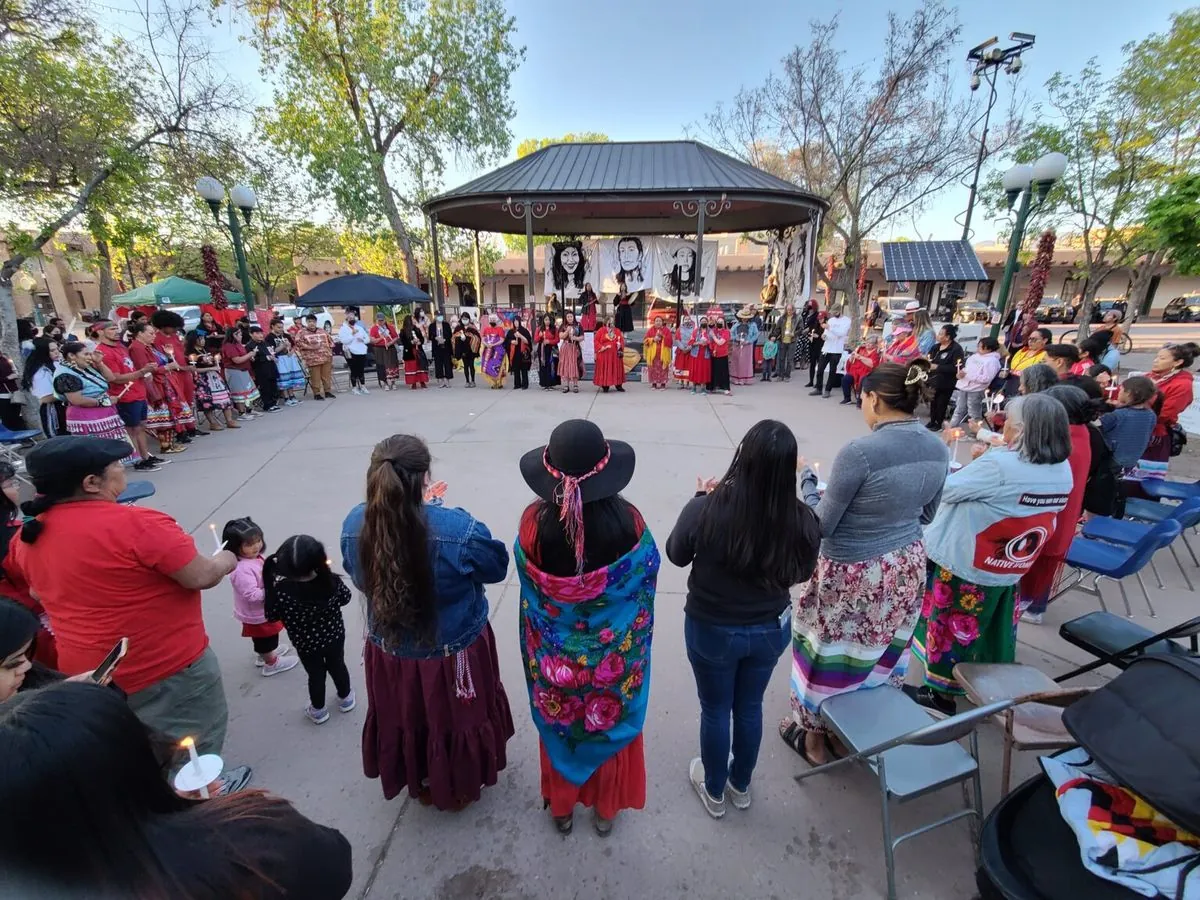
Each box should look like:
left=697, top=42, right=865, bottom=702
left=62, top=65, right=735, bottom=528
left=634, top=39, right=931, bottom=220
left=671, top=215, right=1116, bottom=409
left=112, top=275, right=245, bottom=307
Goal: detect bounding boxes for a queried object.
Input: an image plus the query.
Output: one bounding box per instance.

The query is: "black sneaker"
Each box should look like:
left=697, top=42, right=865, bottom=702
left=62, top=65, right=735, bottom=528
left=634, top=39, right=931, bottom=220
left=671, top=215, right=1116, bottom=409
left=266, top=405, right=281, bottom=412
left=312, top=394, right=325, bottom=401
left=214, top=764, right=253, bottom=795
left=133, top=460, right=162, bottom=472
left=176, top=434, right=193, bottom=444
left=146, top=455, right=170, bottom=466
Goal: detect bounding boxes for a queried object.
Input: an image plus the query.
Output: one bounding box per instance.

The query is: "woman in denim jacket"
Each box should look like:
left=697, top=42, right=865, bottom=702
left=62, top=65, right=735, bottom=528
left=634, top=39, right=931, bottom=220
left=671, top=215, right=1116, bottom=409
left=340, top=434, right=514, bottom=811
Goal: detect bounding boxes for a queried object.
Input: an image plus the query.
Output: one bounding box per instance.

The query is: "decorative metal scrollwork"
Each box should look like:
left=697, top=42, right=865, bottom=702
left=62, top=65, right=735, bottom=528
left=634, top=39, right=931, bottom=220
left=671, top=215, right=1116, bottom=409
left=672, top=194, right=732, bottom=219
left=502, top=197, right=557, bottom=220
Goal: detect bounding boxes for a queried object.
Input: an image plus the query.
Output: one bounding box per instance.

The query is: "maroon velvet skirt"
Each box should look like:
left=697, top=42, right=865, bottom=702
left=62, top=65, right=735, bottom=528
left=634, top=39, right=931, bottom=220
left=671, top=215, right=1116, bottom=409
left=362, top=623, right=514, bottom=809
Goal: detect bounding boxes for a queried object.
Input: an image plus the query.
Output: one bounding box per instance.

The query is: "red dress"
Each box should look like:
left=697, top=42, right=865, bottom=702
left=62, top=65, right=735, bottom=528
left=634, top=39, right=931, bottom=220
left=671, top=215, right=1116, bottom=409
left=593, top=327, right=625, bottom=387
left=846, top=346, right=881, bottom=387
left=688, top=331, right=713, bottom=385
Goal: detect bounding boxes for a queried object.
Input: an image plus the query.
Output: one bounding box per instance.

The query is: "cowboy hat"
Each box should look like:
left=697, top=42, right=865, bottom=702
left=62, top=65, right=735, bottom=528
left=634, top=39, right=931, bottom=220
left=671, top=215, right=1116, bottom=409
left=736, top=307, right=754, bottom=320
left=904, top=300, right=921, bottom=312
left=520, top=419, right=635, bottom=506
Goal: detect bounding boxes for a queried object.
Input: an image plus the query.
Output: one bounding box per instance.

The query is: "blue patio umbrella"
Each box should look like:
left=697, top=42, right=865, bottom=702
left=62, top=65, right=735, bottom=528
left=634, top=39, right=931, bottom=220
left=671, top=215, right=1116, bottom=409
left=294, top=273, right=430, bottom=307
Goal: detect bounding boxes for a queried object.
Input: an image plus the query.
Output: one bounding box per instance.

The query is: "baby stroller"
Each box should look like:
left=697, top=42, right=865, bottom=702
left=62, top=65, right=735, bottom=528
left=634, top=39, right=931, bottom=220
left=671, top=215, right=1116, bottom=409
left=977, top=655, right=1200, bottom=899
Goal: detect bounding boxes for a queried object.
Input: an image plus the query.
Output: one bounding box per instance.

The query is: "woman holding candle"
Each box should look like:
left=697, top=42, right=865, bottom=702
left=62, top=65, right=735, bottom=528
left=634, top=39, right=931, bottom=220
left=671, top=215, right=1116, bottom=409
left=926, top=324, right=965, bottom=431
left=150, top=310, right=201, bottom=439
left=0, top=681, right=353, bottom=899
left=593, top=317, right=626, bottom=394
left=479, top=315, right=507, bottom=389
left=781, top=362, right=949, bottom=766
left=673, top=314, right=695, bottom=389
left=185, top=331, right=238, bottom=430
left=642, top=315, right=673, bottom=390
left=370, top=313, right=401, bottom=390
left=51, top=343, right=141, bottom=468
left=729, top=308, right=757, bottom=387
left=535, top=313, right=560, bottom=390
left=687, top=317, right=713, bottom=395
left=221, top=325, right=261, bottom=419
left=340, top=434, right=513, bottom=810
left=911, top=394, right=1072, bottom=714
left=556, top=311, right=584, bottom=394
left=127, top=322, right=186, bottom=456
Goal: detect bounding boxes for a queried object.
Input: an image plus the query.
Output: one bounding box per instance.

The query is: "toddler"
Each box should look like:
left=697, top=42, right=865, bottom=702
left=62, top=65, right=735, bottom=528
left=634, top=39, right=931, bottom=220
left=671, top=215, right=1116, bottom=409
left=225, top=517, right=300, bottom=677
left=761, top=326, right=780, bottom=381
left=1099, top=375, right=1158, bottom=470
left=264, top=535, right=355, bottom=724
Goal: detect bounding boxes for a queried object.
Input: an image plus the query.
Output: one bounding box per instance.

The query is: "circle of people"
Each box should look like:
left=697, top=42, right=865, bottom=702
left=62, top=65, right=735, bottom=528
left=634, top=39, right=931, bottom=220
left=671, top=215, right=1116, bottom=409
left=0, top=301, right=1196, bottom=897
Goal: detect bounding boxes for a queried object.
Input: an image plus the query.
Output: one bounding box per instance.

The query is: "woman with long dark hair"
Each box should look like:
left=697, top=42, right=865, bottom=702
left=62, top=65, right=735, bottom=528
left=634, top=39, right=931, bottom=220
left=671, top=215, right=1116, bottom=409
left=557, top=310, right=583, bottom=393
left=0, top=597, right=61, bottom=700
left=668, top=420, right=820, bottom=818
left=551, top=240, right=587, bottom=299
left=452, top=312, right=481, bottom=388
left=400, top=315, right=429, bottom=389
left=0, top=680, right=352, bottom=899
left=221, top=325, right=261, bottom=419
left=534, top=313, right=560, bottom=390
left=340, top=434, right=513, bottom=810
left=51, top=342, right=139, bottom=466
left=185, top=330, right=237, bottom=430
left=22, top=337, right=65, bottom=438
left=516, top=419, right=657, bottom=835
left=781, top=361, right=948, bottom=765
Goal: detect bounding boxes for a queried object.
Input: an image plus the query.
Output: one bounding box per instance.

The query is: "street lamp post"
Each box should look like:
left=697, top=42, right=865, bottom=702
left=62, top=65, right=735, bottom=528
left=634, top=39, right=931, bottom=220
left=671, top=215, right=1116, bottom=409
left=989, top=152, right=1069, bottom=341
left=195, top=177, right=259, bottom=314
left=962, top=33, right=1036, bottom=242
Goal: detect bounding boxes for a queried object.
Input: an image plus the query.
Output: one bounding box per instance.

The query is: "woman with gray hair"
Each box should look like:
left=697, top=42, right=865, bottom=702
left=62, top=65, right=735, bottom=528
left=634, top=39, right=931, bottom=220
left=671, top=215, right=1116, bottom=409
left=909, top=393, right=1074, bottom=714
left=1019, top=362, right=1058, bottom=396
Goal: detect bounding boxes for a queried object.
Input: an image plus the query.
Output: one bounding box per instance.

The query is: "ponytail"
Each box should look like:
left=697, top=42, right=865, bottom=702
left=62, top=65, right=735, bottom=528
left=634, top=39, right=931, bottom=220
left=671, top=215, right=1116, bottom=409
left=360, top=436, right=435, bottom=646
left=19, top=496, right=60, bottom=544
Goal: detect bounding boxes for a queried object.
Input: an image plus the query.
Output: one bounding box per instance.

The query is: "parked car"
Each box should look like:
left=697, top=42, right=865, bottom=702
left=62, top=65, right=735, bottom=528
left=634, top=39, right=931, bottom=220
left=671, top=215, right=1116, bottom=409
left=163, top=305, right=201, bottom=333
left=1092, top=299, right=1129, bottom=323
left=955, top=300, right=989, bottom=324
left=1033, top=297, right=1077, bottom=323
left=1162, top=295, right=1200, bottom=323
left=272, top=304, right=334, bottom=332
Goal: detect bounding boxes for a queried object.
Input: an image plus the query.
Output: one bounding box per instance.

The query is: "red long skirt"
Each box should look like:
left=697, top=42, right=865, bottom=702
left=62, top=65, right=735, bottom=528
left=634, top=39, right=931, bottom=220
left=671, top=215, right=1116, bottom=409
left=672, top=348, right=691, bottom=383
left=540, top=733, right=646, bottom=820
left=404, top=358, right=429, bottom=386
left=362, top=624, right=514, bottom=810
left=689, top=352, right=712, bottom=386
left=593, top=348, right=625, bottom=387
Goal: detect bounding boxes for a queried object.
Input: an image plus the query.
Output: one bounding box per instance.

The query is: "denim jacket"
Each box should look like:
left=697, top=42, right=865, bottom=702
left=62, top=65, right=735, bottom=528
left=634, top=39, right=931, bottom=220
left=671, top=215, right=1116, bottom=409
left=340, top=501, right=510, bottom=659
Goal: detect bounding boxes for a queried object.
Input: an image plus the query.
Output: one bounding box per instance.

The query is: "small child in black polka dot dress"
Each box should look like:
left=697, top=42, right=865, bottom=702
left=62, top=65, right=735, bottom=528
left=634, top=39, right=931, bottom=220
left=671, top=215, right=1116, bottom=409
left=263, top=534, right=355, bottom=725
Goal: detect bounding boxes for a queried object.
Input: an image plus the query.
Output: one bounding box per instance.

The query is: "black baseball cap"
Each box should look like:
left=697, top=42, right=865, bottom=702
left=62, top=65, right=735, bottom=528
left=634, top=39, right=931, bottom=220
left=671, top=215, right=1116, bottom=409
left=26, top=436, right=130, bottom=494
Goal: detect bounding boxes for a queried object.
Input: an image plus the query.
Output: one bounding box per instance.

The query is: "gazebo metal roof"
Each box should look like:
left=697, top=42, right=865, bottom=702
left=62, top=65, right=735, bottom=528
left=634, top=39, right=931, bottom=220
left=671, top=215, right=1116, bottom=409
left=422, top=140, right=828, bottom=235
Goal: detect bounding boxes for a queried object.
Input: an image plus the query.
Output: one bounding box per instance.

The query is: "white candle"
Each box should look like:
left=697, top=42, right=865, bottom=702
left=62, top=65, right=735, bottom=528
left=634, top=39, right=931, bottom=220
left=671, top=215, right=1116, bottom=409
left=180, top=736, right=209, bottom=798
left=208, top=523, right=221, bottom=553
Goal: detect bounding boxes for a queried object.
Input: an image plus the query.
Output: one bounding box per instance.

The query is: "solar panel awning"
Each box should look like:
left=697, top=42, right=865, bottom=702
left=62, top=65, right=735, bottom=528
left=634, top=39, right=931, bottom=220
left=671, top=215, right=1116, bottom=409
left=881, top=240, right=988, bottom=283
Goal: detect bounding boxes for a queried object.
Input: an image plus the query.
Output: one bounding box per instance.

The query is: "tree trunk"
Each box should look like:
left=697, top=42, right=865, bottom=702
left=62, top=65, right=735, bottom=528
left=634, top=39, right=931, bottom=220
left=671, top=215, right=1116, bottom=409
left=371, top=157, right=418, bottom=284
left=1128, top=249, right=1167, bottom=322
left=1074, top=278, right=1107, bottom=342
left=0, top=275, right=40, bottom=429
left=95, top=240, right=115, bottom=317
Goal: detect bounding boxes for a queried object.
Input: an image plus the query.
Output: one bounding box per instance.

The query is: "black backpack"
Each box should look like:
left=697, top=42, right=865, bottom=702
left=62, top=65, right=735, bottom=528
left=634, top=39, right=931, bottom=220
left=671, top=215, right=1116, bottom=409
left=1083, top=426, right=1125, bottom=519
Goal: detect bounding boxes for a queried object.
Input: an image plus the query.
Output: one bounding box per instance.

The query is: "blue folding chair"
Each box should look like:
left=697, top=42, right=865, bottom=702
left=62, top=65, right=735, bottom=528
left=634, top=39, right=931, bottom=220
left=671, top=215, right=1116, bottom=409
left=1050, top=519, right=1182, bottom=618
left=0, top=423, right=42, bottom=485
left=1081, top=497, right=1200, bottom=598
left=117, top=480, right=156, bottom=505
left=1143, top=477, right=1200, bottom=503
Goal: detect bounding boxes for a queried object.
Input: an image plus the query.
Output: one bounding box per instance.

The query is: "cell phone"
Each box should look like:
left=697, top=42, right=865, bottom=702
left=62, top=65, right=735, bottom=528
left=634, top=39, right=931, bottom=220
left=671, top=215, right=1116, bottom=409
left=91, top=637, right=129, bottom=684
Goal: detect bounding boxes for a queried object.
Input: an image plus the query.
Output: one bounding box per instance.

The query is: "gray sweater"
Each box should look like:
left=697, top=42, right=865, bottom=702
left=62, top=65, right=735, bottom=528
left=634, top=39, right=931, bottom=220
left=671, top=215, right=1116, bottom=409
left=801, top=419, right=949, bottom=563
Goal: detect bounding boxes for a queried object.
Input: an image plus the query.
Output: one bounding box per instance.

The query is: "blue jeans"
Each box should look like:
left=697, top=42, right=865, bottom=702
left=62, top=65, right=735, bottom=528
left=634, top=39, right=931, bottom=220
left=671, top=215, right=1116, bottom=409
left=685, top=613, right=790, bottom=798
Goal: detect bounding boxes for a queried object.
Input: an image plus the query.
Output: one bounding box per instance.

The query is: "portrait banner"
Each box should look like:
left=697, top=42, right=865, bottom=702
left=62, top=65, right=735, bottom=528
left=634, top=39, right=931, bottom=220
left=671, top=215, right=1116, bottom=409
left=599, top=236, right=655, bottom=295
left=652, top=238, right=718, bottom=302
left=543, top=240, right=598, bottom=302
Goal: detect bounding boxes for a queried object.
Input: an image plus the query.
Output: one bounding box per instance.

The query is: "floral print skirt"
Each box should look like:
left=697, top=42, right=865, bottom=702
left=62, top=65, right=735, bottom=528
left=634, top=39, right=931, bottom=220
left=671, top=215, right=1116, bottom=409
left=789, top=540, right=926, bottom=733
left=911, top=562, right=1018, bottom=696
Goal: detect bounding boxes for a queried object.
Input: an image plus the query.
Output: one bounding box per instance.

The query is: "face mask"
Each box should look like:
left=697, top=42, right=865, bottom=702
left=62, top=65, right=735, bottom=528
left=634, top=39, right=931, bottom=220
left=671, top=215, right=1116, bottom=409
left=436, top=315, right=443, bottom=322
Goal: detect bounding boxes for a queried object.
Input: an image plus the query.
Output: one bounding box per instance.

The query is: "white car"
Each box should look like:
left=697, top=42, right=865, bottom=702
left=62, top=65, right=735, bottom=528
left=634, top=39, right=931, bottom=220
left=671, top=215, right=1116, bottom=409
left=273, top=304, right=334, bottom=333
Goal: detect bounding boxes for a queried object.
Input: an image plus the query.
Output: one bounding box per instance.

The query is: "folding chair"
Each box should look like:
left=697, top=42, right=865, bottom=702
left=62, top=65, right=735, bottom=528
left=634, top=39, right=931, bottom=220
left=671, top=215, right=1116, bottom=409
left=1081, top=497, right=1200, bottom=598
left=1054, top=610, right=1200, bottom=682
left=1123, top=496, right=1200, bottom=570
left=1142, top=477, right=1200, bottom=503
left=952, top=663, right=1095, bottom=797
left=794, top=685, right=1013, bottom=900
left=117, top=480, right=156, bottom=505
left=1049, top=519, right=1181, bottom=617
left=0, top=423, right=42, bottom=486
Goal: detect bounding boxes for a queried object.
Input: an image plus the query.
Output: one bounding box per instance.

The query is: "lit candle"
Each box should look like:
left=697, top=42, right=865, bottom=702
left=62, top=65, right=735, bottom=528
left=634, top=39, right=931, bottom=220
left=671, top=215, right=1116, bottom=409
left=208, top=523, right=221, bottom=553
left=180, top=736, right=209, bottom=799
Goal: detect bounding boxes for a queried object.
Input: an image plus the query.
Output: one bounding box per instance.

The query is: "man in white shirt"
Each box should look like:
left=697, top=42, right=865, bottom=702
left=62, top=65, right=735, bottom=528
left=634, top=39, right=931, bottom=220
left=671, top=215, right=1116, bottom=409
left=810, top=305, right=851, bottom=398
left=337, top=309, right=372, bottom=395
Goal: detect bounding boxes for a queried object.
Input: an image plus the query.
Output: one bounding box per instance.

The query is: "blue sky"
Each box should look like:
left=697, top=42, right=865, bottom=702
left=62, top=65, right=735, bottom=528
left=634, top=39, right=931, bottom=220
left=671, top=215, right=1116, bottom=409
left=126, top=0, right=1184, bottom=244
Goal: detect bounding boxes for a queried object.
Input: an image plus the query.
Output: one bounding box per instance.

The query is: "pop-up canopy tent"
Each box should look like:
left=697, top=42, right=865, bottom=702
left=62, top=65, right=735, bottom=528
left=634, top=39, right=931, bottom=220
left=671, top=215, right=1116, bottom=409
left=112, top=275, right=245, bottom=307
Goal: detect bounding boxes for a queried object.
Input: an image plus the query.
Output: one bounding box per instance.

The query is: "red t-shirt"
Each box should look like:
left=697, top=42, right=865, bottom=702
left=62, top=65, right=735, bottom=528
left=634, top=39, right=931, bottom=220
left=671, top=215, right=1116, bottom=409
left=94, top=341, right=147, bottom=402
left=7, top=500, right=208, bottom=694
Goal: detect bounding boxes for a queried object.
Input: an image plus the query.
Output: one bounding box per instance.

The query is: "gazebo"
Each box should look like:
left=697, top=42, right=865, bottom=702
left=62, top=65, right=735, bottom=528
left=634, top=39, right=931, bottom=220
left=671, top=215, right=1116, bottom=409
left=421, top=140, right=828, bottom=312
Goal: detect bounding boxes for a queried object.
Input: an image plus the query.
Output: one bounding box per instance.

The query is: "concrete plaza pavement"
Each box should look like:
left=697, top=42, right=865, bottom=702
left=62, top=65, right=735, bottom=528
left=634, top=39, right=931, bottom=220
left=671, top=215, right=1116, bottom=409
left=129, top=373, right=1196, bottom=900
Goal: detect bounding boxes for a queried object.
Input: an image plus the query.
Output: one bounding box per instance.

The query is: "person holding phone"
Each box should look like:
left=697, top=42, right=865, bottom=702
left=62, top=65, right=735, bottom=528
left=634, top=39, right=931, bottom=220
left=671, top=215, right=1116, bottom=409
left=667, top=420, right=821, bottom=819
left=5, top=436, right=250, bottom=794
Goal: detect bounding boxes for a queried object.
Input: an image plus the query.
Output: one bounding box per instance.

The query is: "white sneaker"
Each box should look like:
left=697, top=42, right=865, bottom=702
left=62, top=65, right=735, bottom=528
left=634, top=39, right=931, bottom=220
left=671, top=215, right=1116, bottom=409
left=726, top=783, right=752, bottom=810
left=306, top=705, right=330, bottom=725
left=338, top=690, right=356, bottom=713
left=688, top=757, right=725, bottom=819
left=360, top=385, right=370, bottom=394
left=1020, top=610, right=1045, bottom=625
left=261, top=655, right=300, bottom=676
left=254, top=645, right=290, bottom=667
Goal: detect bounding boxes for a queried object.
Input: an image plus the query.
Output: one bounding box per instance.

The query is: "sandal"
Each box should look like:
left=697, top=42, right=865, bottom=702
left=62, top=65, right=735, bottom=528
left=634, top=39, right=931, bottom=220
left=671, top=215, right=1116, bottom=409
left=778, top=719, right=826, bottom=767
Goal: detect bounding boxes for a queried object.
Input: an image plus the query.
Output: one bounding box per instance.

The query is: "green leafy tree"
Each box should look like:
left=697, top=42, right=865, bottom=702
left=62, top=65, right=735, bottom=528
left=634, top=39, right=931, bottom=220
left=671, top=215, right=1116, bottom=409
left=502, top=133, right=609, bottom=252
left=1146, top=174, right=1200, bottom=275
left=989, top=10, right=1200, bottom=333
left=236, top=0, right=523, bottom=285
left=0, top=0, right=241, bottom=405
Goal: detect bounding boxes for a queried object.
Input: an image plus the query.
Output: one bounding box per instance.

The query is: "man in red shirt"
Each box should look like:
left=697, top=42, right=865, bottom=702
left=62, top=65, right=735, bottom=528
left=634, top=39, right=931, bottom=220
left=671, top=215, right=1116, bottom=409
left=8, top=436, right=250, bottom=792
left=92, top=319, right=161, bottom=471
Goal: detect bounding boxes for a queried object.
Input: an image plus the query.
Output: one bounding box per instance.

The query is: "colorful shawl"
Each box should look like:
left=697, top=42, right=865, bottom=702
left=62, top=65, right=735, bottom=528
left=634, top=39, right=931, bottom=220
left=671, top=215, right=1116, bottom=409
left=515, top=530, right=659, bottom=786
left=884, top=324, right=920, bottom=365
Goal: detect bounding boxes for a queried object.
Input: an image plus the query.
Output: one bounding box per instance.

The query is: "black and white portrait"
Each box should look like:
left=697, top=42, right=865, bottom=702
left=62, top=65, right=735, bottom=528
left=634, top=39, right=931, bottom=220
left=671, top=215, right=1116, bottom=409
left=543, top=240, right=596, bottom=301
left=663, top=246, right=705, bottom=296
left=600, top=236, right=652, bottom=295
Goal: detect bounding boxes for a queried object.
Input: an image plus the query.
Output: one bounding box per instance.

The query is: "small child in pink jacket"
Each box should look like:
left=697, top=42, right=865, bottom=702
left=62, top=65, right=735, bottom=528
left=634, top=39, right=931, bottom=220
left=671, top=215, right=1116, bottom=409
left=224, top=517, right=300, bottom=677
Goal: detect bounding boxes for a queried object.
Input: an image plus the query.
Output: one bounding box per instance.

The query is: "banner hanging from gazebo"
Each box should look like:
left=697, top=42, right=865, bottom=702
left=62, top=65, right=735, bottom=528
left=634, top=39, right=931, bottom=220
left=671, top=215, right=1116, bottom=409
left=547, top=237, right=719, bottom=302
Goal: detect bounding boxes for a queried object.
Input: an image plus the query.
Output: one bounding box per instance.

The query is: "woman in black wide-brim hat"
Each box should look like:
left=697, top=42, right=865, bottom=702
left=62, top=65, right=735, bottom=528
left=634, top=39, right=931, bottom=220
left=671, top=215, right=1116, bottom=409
left=514, top=419, right=660, bottom=838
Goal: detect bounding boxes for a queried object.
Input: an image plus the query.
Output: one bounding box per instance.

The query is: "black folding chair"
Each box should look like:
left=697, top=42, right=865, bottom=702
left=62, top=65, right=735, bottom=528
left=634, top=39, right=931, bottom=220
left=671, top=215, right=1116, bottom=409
left=1054, top=611, right=1200, bottom=682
